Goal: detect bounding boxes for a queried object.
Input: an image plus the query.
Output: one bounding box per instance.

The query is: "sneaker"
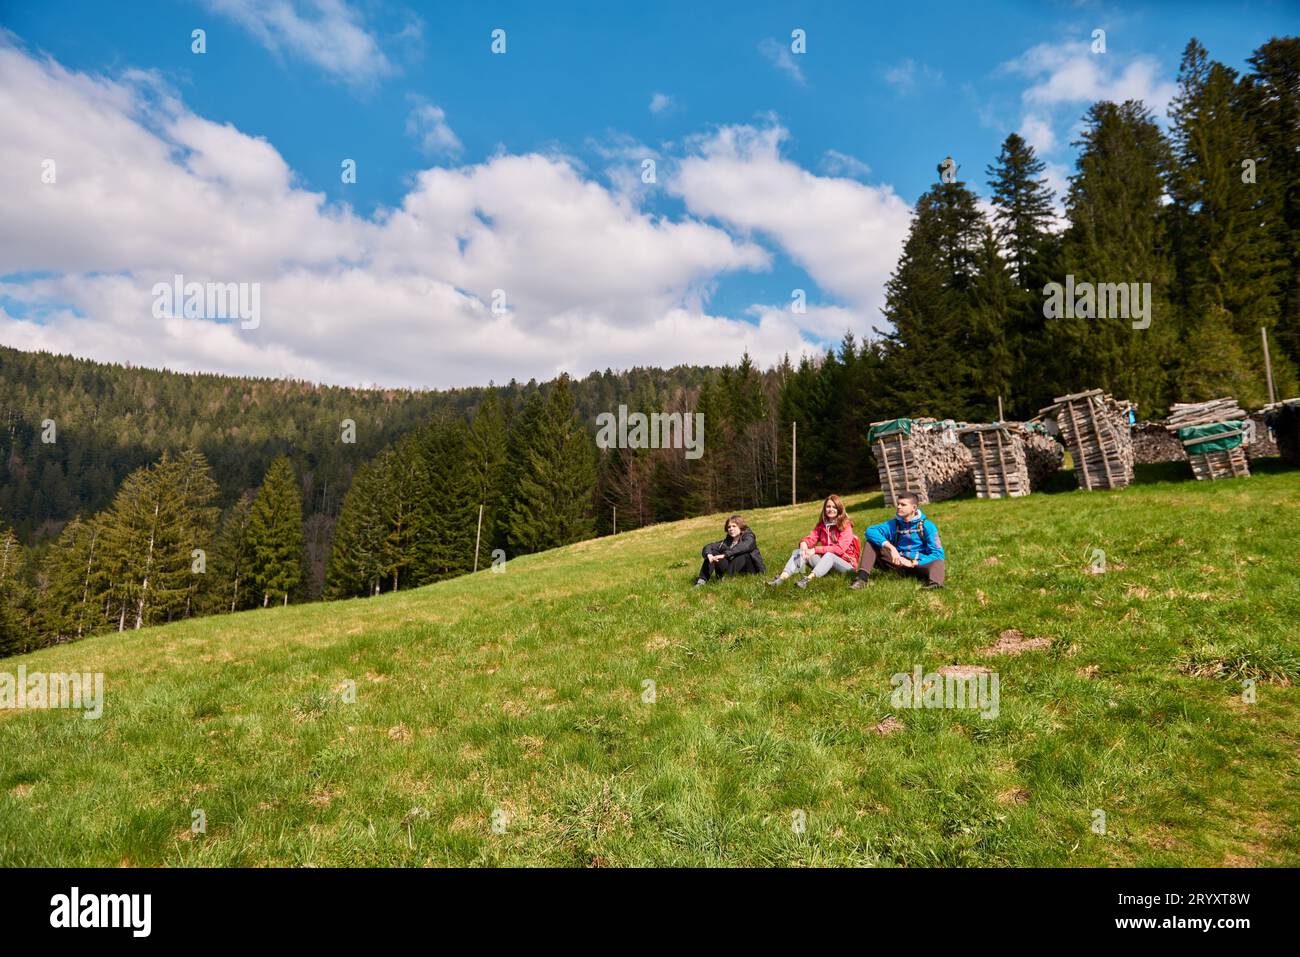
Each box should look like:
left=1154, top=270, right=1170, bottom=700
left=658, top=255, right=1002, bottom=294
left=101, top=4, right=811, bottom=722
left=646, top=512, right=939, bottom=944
left=795, top=576, right=811, bottom=589
left=694, top=579, right=707, bottom=587
left=766, top=576, right=785, bottom=587
left=922, top=581, right=944, bottom=590
left=849, top=577, right=869, bottom=590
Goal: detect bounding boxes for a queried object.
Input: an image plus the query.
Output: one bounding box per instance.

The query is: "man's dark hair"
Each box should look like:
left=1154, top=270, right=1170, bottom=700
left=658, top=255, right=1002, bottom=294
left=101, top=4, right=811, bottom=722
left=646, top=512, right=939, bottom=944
left=898, top=491, right=920, bottom=506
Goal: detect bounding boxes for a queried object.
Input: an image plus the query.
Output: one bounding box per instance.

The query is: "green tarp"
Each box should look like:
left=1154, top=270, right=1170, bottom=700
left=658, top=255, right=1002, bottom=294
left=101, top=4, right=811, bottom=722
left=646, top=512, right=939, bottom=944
left=868, top=418, right=912, bottom=445
left=1178, top=420, right=1246, bottom=454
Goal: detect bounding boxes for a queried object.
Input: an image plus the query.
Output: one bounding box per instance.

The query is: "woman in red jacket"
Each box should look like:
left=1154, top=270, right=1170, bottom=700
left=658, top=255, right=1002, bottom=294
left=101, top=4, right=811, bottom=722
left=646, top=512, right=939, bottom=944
left=766, top=494, right=861, bottom=588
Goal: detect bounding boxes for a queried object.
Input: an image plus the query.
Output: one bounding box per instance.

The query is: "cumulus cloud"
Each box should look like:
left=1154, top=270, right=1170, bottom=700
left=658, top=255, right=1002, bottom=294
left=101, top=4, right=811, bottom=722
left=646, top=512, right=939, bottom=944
left=649, top=92, right=674, bottom=114
left=201, top=0, right=394, bottom=84
left=405, top=97, right=462, bottom=157
left=0, top=42, right=831, bottom=388
left=882, top=59, right=942, bottom=95
left=670, top=123, right=912, bottom=318
left=758, top=37, right=806, bottom=85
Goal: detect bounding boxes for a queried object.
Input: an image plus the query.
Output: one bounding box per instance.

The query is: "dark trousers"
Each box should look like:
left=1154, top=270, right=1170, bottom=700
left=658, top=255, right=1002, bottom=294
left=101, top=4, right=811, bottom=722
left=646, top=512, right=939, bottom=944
left=698, top=550, right=762, bottom=581
left=856, top=543, right=946, bottom=586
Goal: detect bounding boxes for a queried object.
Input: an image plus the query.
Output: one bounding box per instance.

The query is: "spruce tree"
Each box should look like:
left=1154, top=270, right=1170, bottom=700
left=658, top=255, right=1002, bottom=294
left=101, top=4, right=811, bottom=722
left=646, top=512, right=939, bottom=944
left=1049, top=100, right=1178, bottom=416
left=1169, top=39, right=1292, bottom=403
left=509, top=375, right=596, bottom=552
left=247, top=456, right=304, bottom=607
left=208, top=493, right=256, bottom=613
left=325, top=460, right=387, bottom=598
left=986, top=133, right=1058, bottom=288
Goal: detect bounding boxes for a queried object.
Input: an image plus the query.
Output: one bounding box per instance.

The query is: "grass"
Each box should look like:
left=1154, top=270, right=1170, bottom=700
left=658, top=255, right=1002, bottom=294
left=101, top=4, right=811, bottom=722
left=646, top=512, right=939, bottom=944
left=2, top=462, right=1299, bottom=867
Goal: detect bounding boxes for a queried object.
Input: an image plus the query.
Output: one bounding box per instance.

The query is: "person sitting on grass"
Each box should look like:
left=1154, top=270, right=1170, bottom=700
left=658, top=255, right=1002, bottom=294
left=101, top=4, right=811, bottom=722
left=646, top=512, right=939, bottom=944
left=696, top=514, right=766, bottom=586
left=850, top=491, right=946, bottom=590
left=767, top=494, right=860, bottom=589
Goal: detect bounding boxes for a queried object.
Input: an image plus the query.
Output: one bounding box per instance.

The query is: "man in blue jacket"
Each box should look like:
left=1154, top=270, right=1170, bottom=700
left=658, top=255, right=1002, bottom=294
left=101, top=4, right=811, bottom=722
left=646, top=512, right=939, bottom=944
left=850, top=491, right=946, bottom=590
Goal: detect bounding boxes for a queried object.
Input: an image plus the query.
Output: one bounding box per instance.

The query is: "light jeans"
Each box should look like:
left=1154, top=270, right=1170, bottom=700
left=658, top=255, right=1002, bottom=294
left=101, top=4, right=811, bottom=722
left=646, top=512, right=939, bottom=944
left=781, top=548, right=856, bottom=579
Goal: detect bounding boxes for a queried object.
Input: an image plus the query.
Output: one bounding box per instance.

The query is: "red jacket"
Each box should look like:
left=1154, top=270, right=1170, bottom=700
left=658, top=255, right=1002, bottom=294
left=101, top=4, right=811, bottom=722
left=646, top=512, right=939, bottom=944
left=801, top=520, right=861, bottom=568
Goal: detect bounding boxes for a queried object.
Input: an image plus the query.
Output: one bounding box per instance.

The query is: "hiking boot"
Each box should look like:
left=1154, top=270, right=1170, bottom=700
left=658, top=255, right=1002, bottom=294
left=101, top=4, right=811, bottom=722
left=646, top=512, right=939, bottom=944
left=795, top=576, right=812, bottom=589
left=850, top=577, right=869, bottom=590
left=694, top=579, right=707, bottom=588
left=922, top=581, right=944, bottom=590
left=766, top=576, right=785, bottom=587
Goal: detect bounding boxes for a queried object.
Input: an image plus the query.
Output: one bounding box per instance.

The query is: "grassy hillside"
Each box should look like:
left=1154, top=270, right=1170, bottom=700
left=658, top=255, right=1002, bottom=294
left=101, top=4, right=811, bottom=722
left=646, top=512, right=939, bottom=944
left=2, top=463, right=1298, bottom=867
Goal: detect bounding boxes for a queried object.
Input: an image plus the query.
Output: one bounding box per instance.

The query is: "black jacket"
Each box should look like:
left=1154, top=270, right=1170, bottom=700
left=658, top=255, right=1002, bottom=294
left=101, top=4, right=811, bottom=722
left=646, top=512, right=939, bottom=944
left=701, top=529, right=766, bottom=573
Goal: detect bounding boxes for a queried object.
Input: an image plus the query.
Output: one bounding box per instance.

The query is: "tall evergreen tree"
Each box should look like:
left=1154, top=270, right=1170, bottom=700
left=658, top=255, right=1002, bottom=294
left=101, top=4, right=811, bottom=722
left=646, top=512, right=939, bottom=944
left=1246, top=38, right=1300, bottom=373
left=247, top=456, right=304, bottom=607
left=987, top=133, right=1058, bottom=288
left=509, top=375, right=596, bottom=552
left=1048, top=100, right=1178, bottom=416
left=208, top=493, right=256, bottom=613
left=1169, top=39, right=1292, bottom=403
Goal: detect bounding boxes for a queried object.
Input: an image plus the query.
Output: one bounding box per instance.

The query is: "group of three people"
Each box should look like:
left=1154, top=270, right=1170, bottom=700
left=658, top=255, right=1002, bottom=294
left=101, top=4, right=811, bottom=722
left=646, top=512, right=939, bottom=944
left=696, top=492, right=946, bottom=590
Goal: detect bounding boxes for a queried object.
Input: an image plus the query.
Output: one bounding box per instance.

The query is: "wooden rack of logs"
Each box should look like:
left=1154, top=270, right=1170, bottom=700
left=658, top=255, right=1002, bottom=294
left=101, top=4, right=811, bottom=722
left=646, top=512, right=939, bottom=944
left=1039, top=389, right=1135, bottom=491
left=1162, top=396, right=1251, bottom=481
left=870, top=418, right=973, bottom=506
left=957, top=423, right=1066, bottom=499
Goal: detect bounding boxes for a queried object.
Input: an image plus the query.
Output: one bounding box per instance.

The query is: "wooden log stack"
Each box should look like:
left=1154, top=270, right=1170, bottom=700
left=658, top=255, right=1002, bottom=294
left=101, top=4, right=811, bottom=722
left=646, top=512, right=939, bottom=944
left=1040, top=389, right=1135, bottom=491
left=1262, top=398, right=1300, bottom=467
left=870, top=418, right=973, bottom=506
left=957, top=423, right=1066, bottom=499
left=958, top=424, right=1030, bottom=498
left=1161, top=396, right=1250, bottom=481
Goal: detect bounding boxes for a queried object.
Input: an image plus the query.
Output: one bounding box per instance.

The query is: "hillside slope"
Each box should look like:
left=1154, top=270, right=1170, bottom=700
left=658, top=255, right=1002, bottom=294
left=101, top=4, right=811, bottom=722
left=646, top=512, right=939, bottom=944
left=2, top=466, right=1298, bottom=866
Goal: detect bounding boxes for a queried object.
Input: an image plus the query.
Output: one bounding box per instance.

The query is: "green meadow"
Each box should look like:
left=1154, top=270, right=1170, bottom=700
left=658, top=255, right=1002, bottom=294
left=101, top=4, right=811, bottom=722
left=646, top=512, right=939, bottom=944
left=2, top=462, right=1298, bottom=867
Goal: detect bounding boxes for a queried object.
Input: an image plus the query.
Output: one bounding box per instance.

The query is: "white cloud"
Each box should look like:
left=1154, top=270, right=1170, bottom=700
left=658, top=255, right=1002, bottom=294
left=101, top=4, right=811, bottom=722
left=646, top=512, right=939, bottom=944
left=201, top=0, right=393, bottom=84
left=1006, top=40, right=1176, bottom=115
left=819, top=149, right=871, bottom=180
left=0, top=43, right=827, bottom=387
left=670, top=123, right=912, bottom=320
left=758, top=38, right=806, bottom=85
left=883, top=59, right=942, bottom=95
left=649, top=92, right=674, bottom=114
left=405, top=97, right=462, bottom=157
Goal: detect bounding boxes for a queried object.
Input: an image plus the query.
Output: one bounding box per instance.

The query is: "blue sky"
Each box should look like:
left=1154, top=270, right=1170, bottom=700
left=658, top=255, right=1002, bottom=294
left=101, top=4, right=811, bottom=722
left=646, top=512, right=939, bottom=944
left=0, top=0, right=1295, bottom=387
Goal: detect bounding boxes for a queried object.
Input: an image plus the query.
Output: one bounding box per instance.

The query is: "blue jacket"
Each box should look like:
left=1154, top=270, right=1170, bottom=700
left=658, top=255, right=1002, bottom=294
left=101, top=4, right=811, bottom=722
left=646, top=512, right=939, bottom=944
left=865, top=510, right=945, bottom=564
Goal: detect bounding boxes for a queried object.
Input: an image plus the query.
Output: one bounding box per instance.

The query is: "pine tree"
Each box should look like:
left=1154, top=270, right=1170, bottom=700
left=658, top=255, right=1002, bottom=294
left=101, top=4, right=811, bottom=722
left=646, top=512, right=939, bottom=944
left=419, top=418, right=478, bottom=579
left=209, top=493, right=256, bottom=613
left=325, top=460, right=387, bottom=599
left=509, top=375, right=596, bottom=552
left=39, top=516, right=107, bottom=641
left=1049, top=100, right=1179, bottom=416
left=100, top=454, right=194, bottom=630
left=878, top=165, right=991, bottom=419
left=986, top=133, right=1058, bottom=288
left=1169, top=39, right=1292, bottom=403
left=1246, top=38, right=1300, bottom=371
left=247, top=456, right=303, bottom=607
left=174, top=448, right=220, bottom=619
left=465, top=392, right=508, bottom=561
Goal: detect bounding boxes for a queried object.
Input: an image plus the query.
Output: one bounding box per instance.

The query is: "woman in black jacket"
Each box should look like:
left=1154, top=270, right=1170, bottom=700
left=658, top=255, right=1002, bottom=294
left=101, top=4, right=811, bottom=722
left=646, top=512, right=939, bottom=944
left=695, top=515, right=766, bottom=586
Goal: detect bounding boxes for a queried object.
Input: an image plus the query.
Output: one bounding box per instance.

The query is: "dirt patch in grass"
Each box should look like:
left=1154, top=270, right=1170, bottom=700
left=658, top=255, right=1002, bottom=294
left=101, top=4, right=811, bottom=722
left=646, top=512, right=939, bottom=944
left=936, top=665, right=994, bottom=679
left=978, top=629, right=1052, bottom=656
left=873, top=716, right=906, bottom=736
left=997, top=787, right=1030, bottom=805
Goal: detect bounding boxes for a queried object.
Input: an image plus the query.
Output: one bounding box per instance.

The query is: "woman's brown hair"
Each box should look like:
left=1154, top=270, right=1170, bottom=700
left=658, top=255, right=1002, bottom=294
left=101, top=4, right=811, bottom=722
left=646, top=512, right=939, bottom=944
left=820, top=494, right=849, bottom=531
left=724, top=514, right=748, bottom=538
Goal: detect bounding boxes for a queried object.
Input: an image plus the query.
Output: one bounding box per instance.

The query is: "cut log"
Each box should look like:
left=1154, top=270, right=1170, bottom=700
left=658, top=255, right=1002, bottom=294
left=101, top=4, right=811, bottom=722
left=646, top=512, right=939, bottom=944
left=869, top=418, right=973, bottom=506
left=1040, top=389, right=1135, bottom=491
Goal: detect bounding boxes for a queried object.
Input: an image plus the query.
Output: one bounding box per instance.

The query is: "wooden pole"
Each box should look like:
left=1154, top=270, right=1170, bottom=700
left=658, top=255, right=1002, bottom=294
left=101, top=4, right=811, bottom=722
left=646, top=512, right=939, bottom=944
left=472, top=503, right=483, bottom=573
left=612, top=505, right=617, bottom=535
left=997, top=395, right=1004, bottom=422
left=1262, top=326, right=1277, bottom=405
left=791, top=421, right=797, bottom=506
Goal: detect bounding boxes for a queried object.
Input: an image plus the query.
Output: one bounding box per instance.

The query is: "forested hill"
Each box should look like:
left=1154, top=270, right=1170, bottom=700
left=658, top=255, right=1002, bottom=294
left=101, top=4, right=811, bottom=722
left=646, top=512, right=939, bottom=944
left=0, top=344, right=720, bottom=543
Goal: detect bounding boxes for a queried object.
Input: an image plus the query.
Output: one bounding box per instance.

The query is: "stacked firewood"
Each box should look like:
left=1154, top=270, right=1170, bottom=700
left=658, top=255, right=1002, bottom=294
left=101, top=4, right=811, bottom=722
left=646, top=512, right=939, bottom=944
left=1164, top=397, right=1248, bottom=429
left=1041, top=389, right=1135, bottom=490
left=958, top=424, right=1031, bottom=498
left=1162, top=396, right=1250, bottom=481
left=956, top=423, right=1066, bottom=499
left=871, top=418, right=973, bottom=506
left=1022, top=429, right=1067, bottom=489
left=1262, top=398, right=1300, bottom=466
